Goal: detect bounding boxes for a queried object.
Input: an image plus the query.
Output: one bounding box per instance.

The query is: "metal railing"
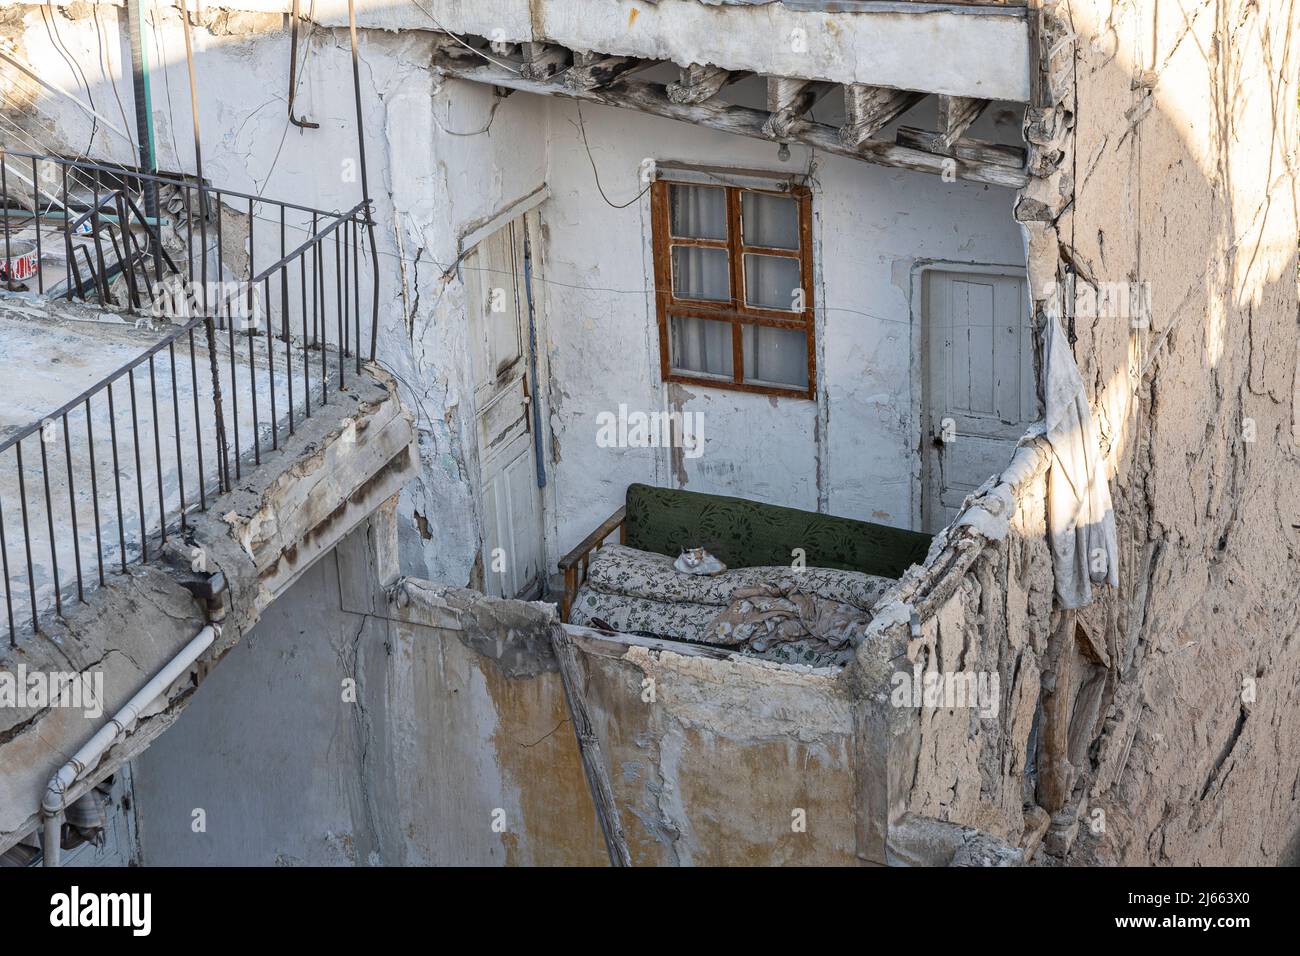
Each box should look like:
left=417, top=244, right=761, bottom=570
left=0, top=150, right=380, bottom=643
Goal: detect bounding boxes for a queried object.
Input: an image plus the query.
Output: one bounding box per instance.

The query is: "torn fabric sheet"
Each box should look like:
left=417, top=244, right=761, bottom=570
left=1043, top=304, right=1120, bottom=608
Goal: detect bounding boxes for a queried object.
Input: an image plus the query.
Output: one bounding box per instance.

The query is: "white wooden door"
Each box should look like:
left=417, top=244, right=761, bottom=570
left=463, top=215, right=545, bottom=598
left=922, top=269, right=1037, bottom=533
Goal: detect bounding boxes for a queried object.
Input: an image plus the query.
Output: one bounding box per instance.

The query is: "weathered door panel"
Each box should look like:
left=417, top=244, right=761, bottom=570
left=923, top=270, right=1036, bottom=532
left=464, top=215, right=545, bottom=598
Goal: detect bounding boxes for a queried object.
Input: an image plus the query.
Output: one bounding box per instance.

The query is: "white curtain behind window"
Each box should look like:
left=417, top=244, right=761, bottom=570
left=665, top=185, right=807, bottom=389
left=743, top=325, right=807, bottom=388
left=671, top=315, right=733, bottom=378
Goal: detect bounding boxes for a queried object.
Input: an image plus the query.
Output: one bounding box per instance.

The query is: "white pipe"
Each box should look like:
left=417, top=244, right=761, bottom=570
left=41, top=625, right=217, bottom=866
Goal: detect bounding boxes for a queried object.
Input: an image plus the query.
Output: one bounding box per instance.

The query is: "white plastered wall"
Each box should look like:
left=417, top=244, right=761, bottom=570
left=0, top=5, right=1025, bottom=584
left=535, top=95, right=1025, bottom=563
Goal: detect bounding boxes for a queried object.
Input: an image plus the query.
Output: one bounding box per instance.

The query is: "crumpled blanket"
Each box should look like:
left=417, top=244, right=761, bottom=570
left=586, top=543, right=893, bottom=610
left=569, top=544, right=891, bottom=666
left=708, top=579, right=874, bottom=658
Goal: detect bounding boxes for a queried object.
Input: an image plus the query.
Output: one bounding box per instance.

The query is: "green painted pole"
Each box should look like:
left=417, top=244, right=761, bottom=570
left=124, top=0, right=161, bottom=273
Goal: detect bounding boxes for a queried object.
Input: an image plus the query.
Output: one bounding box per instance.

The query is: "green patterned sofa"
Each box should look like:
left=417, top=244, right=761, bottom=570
left=559, top=483, right=932, bottom=621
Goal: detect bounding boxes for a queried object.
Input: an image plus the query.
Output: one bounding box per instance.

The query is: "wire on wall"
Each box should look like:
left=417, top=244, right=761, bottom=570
left=575, top=102, right=651, bottom=210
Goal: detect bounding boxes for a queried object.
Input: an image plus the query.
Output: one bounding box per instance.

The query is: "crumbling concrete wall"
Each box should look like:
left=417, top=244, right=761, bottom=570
left=12, top=0, right=1029, bottom=101
left=884, top=0, right=1300, bottom=866
left=844, top=437, right=1053, bottom=864
left=0, top=369, right=414, bottom=853
left=129, top=507, right=862, bottom=865
left=1053, top=0, right=1300, bottom=867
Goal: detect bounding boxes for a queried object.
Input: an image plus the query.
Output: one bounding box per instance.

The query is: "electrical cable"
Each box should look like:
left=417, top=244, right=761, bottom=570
left=40, top=3, right=99, bottom=157
left=150, top=4, right=184, bottom=167
left=92, top=2, right=137, bottom=156
left=431, top=93, right=505, bottom=137
left=408, top=0, right=523, bottom=74
left=574, top=102, right=651, bottom=209
left=257, top=0, right=320, bottom=196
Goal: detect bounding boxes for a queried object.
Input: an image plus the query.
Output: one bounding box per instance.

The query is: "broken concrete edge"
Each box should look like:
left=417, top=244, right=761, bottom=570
left=393, top=577, right=856, bottom=745
left=854, top=434, right=1052, bottom=668
left=0, top=290, right=144, bottom=328
left=0, top=0, right=1031, bottom=101
left=391, top=576, right=849, bottom=682
left=888, top=812, right=1026, bottom=866
left=0, top=366, right=418, bottom=853
left=390, top=576, right=872, bottom=864
left=226, top=366, right=417, bottom=605
left=844, top=435, right=1052, bottom=865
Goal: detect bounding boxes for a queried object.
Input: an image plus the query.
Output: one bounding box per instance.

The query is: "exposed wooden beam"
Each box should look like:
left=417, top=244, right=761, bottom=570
left=927, top=95, right=991, bottom=151
left=520, top=42, right=569, bottom=81
left=666, top=63, right=734, bottom=105
left=839, top=84, right=927, bottom=149
left=895, top=126, right=1026, bottom=169
left=551, top=624, right=633, bottom=867
left=566, top=53, right=651, bottom=92
left=431, top=56, right=1028, bottom=188
left=763, top=77, right=833, bottom=139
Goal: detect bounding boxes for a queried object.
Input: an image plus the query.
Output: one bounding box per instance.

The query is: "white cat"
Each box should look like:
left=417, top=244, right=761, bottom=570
left=674, top=547, right=726, bottom=576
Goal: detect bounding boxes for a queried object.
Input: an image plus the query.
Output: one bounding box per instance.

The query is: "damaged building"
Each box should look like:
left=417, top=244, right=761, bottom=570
left=0, top=0, right=1296, bottom=867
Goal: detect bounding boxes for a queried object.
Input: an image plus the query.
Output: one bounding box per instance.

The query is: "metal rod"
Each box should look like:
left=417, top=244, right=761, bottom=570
left=149, top=357, right=166, bottom=546
left=85, top=397, right=105, bottom=588
left=39, top=433, right=61, bottom=616
left=336, top=228, right=345, bottom=392
left=106, top=383, right=128, bottom=575
left=188, top=328, right=207, bottom=507
left=288, top=0, right=320, bottom=129
left=90, top=172, right=113, bottom=304
left=1, top=151, right=13, bottom=293
left=128, top=370, right=148, bottom=563
left=168, top=342, right=187, bottom=528
left=281, top=209, right=293, bottom=435
left=61, top=414, right=84, bottom=602
left=61, top=165, right=86, bottom=300
left=124, top=0, right=161, bottom=276
left=14, top=441, right=38, bottom=632
left=249, top=294, right=261, bottom=467
left=346, top=0, right=381, bottom=362
left=353, top=216, right=361, bottom=374
left=266, top=276, right=278, bottom=451
left=30, top=156, right=43, bottom=295
left=300, top=251, right=310, bottom=419
left=0, top=488, right=15, bottom=644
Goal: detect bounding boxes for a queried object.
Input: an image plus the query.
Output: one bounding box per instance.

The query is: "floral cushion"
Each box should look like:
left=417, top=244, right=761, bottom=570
left=570, top=544, right=890, bottom=668
left=568, top=587, right=720, bottom=643
left=569, top=586, right=852, bottom=667
left=586, top=544, right=894, bottom=611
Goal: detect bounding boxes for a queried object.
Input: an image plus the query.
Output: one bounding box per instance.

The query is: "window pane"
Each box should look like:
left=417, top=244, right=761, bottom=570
left=669, top=184, right=727, bottom=240
left=672, top=246, right=730, bottom=302
left=743, top=254, right=802, bottom=311
left=741, top=191, right=799, bottom=249
left=669, top=315, right=734, bottom=379
left=743, top=325, right=808, bottom=389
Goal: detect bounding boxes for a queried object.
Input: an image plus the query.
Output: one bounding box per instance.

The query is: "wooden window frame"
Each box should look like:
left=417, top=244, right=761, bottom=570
left=650, top=179, right=816, bottom=400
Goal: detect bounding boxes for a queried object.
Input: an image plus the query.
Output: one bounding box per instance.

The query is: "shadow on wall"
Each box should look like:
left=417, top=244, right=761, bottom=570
left=1036, top=0, right=1300, bottom=865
